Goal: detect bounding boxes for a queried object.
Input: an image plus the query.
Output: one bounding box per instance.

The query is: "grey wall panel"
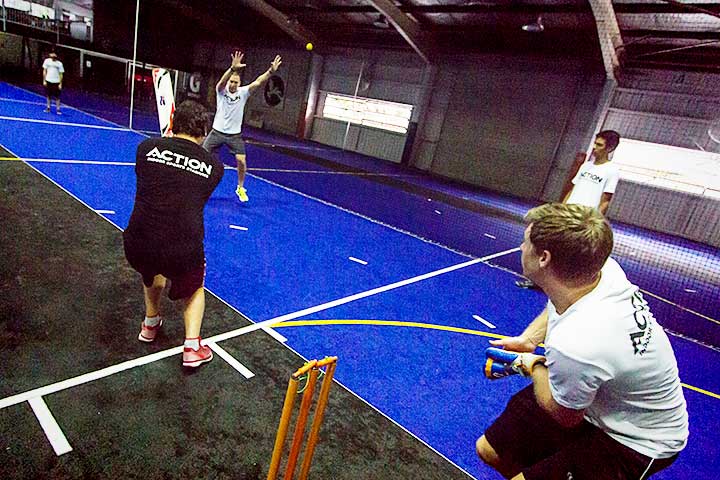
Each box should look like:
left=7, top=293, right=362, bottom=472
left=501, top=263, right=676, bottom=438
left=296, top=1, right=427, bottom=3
left=610, top=181, right=720, bottom=248
left=429, top=54, right=603, bottom=199
left=610, top=181, right=693, bottom=235
left=310, top=117, right=348, bottom=149
left=357, top=128, right=406, bottom=163
left=682, top=196, right=720, bottom=248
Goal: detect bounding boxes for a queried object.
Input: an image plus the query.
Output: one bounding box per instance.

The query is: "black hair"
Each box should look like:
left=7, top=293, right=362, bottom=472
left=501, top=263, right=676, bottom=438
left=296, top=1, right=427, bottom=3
left=172, top=100, right=208, bottom=138
left=597, top=130, right=621, bottom=152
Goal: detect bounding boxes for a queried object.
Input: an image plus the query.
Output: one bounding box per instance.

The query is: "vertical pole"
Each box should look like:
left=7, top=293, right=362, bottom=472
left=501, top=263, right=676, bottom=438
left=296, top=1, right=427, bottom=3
left=342, top=60, right=364, bottom=152
left=2, top=0, right=6, bottom=32
left=129, top=0, right=140, bottom=129
left=54, top=0, right=58, bottom=43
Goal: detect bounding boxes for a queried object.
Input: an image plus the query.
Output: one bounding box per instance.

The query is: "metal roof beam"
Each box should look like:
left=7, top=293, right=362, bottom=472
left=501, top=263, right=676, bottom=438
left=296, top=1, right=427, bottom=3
left=588, top=0, right=623, bottom=80
left=366, top=0, right=434, bottom=63
left=238, top=0, right=317, bottom=45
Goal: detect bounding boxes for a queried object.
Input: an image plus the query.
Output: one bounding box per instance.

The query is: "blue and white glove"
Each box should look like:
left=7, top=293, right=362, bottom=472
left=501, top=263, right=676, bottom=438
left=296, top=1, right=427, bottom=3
left=484, top=347, right=546, bottom=380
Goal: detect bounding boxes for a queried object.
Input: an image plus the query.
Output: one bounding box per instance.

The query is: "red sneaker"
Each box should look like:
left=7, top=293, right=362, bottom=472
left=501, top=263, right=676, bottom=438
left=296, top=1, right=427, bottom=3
left=183, top=342, right=213, bottom=368
left=138, top=318, right=163, bottom=342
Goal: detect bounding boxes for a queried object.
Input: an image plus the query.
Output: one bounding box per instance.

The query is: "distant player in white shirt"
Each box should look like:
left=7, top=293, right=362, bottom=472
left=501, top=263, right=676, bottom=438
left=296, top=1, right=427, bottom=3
left=203, top=51, right=282, bottom=202
left=477, top=203, right=688, bottom=480
left=517, top=130, right=621, bottom=289
left=562, top=130, right=621, bottom=216
left=42, top=51, right=64, bottom=115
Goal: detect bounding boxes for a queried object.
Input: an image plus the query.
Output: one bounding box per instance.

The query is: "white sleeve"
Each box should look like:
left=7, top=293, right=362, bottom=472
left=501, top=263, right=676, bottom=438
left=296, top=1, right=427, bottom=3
left=546, top=347, right=613, bottom=410
left=42, top=59, right=49, bottom=69
left=58, top=62, right=65, bottom=73
left=603, top=165, right=620, bottom=194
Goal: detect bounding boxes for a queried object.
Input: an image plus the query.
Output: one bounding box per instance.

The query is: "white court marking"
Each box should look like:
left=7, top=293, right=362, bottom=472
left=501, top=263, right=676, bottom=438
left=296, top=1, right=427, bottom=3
left=0, top=114, right=136, bottom=132
left=4, top=158, right=134, bottom=166
left=483, top=233, right=496, bottom=240
left=207, top=342, right=255, bottom=379
left=95, top=209, right=115, bottom=215
left=248, top=167, right=418, bottom=177
left=348, top=256, right=368, bottom=265
left=0, top=247, right=518, bottom=411
left=230, top=225, right=248, bottom=231
left=28, top=397, right=73, bottom=456
left=473, top=314, right=496, bottom=329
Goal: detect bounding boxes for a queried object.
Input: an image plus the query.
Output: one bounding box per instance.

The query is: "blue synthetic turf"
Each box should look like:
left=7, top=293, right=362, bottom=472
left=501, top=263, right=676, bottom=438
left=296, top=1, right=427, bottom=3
left=2, top=81, right=719, bottom=480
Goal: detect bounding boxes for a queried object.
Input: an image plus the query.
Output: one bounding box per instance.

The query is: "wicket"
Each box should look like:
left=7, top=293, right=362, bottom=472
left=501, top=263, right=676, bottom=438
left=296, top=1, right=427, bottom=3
left=267, top=356, right=338, bottom=480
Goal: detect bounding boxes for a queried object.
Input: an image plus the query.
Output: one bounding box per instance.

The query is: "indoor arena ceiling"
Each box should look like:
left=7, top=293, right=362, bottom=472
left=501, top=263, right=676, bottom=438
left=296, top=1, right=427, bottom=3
left=169, top=0, right=720, bottom=72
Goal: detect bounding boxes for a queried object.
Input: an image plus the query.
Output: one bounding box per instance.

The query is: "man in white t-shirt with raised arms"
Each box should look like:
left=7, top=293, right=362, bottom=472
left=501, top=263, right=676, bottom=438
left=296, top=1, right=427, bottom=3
left=203, top=51, right=282, bottom=202
left=42, top=51, right=64, bottom=115
left=477, top=203, right=688, bottom=480
left=517, top=130, right=621, bottom=289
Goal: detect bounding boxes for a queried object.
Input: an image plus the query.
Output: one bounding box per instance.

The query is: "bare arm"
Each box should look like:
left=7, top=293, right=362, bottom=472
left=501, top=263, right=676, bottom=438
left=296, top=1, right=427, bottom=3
left=530, top=365, right=586, bottom=428
left=560, top=152, right=586, bottom=202
left=247, top=55, right=282, bottom=93
left=43, top=68, right=47, bottom=85
left=58, top=72, right=63, bottom=89
left=216, top=51, right=246, bottom=92
left=598, top=192, right=613, bottom=215
left=490, top=307, right=548, bottom=352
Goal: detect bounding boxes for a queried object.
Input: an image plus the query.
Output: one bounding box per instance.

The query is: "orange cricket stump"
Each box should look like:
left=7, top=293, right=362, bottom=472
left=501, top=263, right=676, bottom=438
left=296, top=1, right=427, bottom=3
left=267, top=357, right=338, bottom=480
left=298, top=357, right=338, bottom=480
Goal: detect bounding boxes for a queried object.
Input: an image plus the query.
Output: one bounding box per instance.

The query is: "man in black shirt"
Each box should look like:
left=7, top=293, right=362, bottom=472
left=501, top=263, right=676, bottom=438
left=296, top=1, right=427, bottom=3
left=124, top=100, right=223, bottom=367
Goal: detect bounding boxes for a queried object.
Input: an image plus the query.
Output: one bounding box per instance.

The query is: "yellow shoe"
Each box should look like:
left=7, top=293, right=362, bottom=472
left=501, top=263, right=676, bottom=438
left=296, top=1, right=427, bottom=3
left=236, top=186, right=249, bottom=202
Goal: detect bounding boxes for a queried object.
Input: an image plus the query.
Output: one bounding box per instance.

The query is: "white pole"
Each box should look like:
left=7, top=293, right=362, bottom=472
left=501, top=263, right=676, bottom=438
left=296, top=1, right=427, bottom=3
left=129, top=0, right=140, bottom=129
left=342, top=60, right=364, bottom=151
left=2, top=0, right=6, bottom=32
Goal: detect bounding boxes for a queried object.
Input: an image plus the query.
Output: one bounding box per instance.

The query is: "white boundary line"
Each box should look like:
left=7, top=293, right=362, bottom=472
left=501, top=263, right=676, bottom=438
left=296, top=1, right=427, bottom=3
left=0, top=114, right=136, bottom=132
left=27, top=397, right=73, bottom=456
left=473, top=314, right=497, bottom=329
left=1, top=82, right=151, bottom=134
left=0, top=158, right=136, bottom=166
left=349, top=256, right=368, bottom=265
left=0, top=248, right=517, bottom=411
left=207, top=342, right=255, bottom=379
left=248, top=167, right=418, bottom=177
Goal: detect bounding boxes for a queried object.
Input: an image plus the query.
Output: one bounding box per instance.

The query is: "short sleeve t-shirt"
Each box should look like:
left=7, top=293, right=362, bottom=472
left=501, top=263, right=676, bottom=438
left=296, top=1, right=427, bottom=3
left=212, top=85, right=251, bottom=135
left=42, top=58, right=65, bottom=84
left=124, top=137, right=224, bottom=259
left=545, top=258, right=689, bottom=459
left=565, top=160, right=620, bottom=208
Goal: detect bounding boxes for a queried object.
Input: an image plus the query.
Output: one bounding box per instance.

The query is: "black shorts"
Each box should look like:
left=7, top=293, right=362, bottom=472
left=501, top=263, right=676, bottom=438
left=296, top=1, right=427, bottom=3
left=45, top=82, right=61, bottom=99
left=202, top=129, right=246, bottom=156
left=484, top=385, right=679, bottom=480
left=123, top=238, right=206, bottom=301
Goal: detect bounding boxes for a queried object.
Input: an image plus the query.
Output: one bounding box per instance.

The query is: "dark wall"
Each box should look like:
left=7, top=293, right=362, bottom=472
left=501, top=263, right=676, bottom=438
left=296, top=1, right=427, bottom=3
left=93, top=1, right=220, bottom=71
left=430, top=53, right=605, bottom=200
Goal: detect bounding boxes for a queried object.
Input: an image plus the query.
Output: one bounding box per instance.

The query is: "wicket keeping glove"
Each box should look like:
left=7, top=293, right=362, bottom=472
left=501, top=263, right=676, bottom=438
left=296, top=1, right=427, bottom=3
left=484, top=347, right=546, bottom=380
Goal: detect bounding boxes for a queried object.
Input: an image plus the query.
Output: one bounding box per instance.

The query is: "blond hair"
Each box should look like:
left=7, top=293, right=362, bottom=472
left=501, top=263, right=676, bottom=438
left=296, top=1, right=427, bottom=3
left=524, top=203, right=613, bottom=282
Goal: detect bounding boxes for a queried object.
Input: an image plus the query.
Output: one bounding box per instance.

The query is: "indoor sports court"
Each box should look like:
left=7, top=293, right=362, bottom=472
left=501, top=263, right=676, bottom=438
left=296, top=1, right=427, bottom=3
left=1, top=2, right=719, bottom=479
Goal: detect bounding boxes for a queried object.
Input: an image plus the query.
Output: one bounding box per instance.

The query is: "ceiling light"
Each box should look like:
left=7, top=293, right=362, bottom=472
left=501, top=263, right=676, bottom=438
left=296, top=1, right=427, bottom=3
left=522, top=16, right=544, bottom=33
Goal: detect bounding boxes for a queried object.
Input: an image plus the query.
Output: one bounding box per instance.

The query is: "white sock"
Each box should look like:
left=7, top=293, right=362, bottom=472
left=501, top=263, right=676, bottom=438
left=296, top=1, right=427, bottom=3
left=184, top=338, right=200, bottom=350
left=144, top=315, right=161, bottom=327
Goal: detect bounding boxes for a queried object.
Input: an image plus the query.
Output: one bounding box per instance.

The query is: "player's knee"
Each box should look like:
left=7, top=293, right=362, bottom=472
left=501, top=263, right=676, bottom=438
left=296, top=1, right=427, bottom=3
left=476, top=435, right=501, bottom=466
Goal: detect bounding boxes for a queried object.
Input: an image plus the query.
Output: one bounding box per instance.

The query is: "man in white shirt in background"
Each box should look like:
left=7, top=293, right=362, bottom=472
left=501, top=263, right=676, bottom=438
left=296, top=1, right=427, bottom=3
left=42, top=51, right=64, bottom=115
left=477, top=202, right=688, bottom=480
left=203, top=51, right=282, bottom=202
left=517, top=130, right=621, bottom=289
